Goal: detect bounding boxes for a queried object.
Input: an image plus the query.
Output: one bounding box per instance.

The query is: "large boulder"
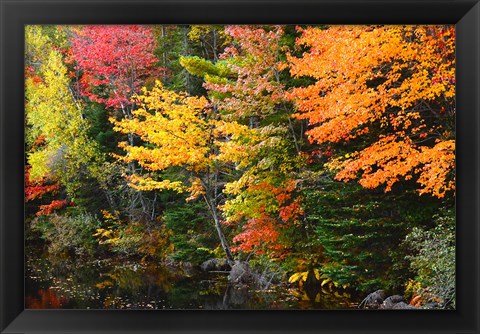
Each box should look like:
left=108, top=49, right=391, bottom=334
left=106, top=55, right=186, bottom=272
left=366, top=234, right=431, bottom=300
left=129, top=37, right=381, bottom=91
left=422, top=301, right=441, bottom=309
left=181, top=261, right=197, bottom=276
left=381, top=295, right=405, bottom=309
left=228, top=261, right=255, bottom=285
left=392, top=301, right=417, bottom=310
left=359, top=289, right=386, bottom=309
left=200, top=258, right=231, bottom=272
left=360, top=290, right=418, bottom=310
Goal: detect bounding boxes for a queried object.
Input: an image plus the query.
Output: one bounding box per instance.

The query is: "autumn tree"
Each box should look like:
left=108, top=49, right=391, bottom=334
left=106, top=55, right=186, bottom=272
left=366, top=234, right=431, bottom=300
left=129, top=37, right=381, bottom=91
left=70, top=25, right=161, bottom=114
left=182, top=25, right=306, bottom=257
left=70, top=25, right=166, bottom=219
left=25, top=26, right=105, bottom=204
left=111, top=80, right=259, bottom=263
left=184, top=26, right=290, bottom=126
left=288, top=25, right=455, bottom=198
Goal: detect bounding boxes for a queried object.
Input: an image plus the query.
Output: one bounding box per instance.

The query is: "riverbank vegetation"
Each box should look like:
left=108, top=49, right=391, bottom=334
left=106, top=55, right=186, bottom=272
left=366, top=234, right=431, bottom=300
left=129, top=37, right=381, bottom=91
left=25, top=25, right=455, bottom=309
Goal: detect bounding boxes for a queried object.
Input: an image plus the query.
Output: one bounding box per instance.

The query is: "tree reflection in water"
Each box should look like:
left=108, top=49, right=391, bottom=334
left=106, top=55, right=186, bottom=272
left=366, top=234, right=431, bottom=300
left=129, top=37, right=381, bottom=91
left=25, top=249, right=358, bottom=310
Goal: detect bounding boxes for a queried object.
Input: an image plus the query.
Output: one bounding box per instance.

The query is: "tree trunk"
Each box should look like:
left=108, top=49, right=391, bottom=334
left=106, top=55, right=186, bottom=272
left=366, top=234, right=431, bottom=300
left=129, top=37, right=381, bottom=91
left=161, top=25, right=168, bottom=82
left=203, top=192, right=234, bottom=265
left=182, top=25, right=192, bottom=94
left=211, top=205, right=234, bottom=265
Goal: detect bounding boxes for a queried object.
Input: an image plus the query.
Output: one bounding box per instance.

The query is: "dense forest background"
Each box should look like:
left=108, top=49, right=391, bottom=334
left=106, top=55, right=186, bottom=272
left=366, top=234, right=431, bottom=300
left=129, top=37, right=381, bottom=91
left=25, top=25, right=455, bottom=309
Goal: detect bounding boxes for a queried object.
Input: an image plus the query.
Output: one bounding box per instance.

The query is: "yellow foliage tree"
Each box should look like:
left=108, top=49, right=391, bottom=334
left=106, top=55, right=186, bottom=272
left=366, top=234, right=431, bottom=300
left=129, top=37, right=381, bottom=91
left=25, top=26, right=104, bottom=199
left=111, top=80, right=257, bottom=263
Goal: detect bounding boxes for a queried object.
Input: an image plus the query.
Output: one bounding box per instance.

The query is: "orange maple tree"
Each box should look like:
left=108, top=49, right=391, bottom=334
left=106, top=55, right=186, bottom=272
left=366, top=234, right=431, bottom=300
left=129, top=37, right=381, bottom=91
left=288, top=25, right=455, bottom=198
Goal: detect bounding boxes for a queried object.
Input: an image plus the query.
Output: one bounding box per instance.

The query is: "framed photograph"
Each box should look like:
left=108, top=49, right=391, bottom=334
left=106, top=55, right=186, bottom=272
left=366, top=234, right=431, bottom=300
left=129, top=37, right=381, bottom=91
left=1, top=0, right=479, bottom=333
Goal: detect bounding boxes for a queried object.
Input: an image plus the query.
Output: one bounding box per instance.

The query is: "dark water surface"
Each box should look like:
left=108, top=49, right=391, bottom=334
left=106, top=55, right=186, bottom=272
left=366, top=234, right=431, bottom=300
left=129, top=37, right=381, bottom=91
left=26, top=249, right=360, bottom=310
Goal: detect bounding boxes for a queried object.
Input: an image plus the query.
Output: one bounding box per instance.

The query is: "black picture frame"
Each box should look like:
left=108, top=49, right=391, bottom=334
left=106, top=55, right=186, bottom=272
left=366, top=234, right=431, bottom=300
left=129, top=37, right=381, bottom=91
left=1, top=0, right=479, bottom=333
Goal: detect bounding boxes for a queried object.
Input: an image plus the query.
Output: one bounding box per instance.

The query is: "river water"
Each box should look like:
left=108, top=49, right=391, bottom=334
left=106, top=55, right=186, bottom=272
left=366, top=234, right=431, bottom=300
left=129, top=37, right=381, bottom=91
left=25, top=250, right=361, bottom=310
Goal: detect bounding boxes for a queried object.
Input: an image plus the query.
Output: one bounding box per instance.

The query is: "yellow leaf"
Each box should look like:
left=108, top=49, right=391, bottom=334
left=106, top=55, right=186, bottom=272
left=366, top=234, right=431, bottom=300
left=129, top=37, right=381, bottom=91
left=288, top=272, right=304, bottom=283
left=321, top=278, right=332, bottom=287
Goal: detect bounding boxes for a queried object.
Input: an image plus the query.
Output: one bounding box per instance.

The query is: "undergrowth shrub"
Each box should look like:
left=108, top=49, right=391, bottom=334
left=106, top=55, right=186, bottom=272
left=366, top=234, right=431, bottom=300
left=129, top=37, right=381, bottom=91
left=404, top=211, right=455, bottom=308
left=31, top=213, right=101, bottom=256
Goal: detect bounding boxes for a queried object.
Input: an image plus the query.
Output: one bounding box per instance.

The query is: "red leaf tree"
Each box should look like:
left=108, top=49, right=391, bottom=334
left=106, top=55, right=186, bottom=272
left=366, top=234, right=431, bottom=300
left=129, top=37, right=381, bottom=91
left=71, top=25, right=163, bottom=115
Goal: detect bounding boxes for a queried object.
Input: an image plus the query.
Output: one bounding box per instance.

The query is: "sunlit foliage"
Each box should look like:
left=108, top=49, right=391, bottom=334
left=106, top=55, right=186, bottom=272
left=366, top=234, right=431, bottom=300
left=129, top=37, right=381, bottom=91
left=288, top=26, right=455, bottom=198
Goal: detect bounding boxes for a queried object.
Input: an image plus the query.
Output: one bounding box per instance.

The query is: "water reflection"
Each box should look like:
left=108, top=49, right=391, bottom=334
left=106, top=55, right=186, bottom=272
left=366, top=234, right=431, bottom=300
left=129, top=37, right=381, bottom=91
left=26, top=249, right=359, bottom=310
left=25, top=287, right=69, bottom=309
